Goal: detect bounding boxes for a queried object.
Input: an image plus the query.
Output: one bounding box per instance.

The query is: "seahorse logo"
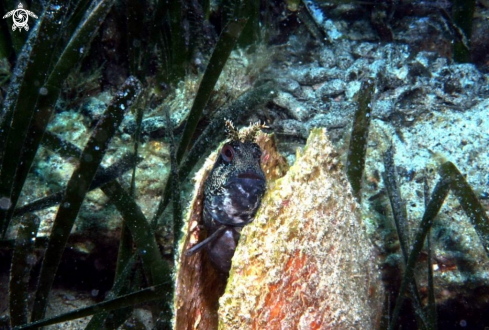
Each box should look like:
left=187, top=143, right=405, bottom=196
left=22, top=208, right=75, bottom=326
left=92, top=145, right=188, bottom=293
left=3, top=3, right=38, bottom=32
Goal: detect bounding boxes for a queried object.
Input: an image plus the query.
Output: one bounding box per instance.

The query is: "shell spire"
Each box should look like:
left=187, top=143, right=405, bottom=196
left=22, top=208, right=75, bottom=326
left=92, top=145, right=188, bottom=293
left=225, top=119, right=267, bottom=143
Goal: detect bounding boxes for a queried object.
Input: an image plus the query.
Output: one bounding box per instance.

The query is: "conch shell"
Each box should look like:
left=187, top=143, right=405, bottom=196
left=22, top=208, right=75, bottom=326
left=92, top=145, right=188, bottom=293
left=173, top=128, right=383, bottom=329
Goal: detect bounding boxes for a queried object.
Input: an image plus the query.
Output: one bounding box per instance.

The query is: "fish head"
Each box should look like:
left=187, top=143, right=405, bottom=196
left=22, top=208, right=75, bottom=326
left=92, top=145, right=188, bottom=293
left=204, top=140, right=266, bottom=228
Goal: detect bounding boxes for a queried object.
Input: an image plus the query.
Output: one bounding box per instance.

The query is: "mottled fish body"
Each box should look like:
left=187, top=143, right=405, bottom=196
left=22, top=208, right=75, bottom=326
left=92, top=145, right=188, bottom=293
left=203, top=139, right=266, bottom=273
left=185, top=121, right=266, bottom=274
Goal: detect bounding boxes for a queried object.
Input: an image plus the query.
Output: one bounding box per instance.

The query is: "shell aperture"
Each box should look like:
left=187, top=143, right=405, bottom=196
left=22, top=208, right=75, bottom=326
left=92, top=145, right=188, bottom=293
left=200, top=140, right=266, bottom=273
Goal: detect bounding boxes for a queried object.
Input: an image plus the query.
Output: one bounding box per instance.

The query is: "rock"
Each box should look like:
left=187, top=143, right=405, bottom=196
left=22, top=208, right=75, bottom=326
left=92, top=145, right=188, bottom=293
left=273, top=91, right=311, bottom=121
left=318, top=47, right=336, bottom=68
left=272, top=119, right=309, bottom=140
left=290, top=66, right=330, bottom=86
left=276, top=78, right=302, bottom=98
left=346, top=80, right=362, bottom=100
left=306, top=101, right=355, bottom=130
left=335, top=51, right=354, bottom=71
left=316, top=79, right=347, bottom=100
left=437, top=63, right=483, bottom=96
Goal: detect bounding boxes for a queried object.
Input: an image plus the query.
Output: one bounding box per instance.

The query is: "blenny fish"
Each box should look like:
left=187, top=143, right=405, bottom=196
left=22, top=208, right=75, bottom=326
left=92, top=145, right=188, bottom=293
left=174, top=121, right=268, bottom=330
left=185, top=121, right=266, bottom=274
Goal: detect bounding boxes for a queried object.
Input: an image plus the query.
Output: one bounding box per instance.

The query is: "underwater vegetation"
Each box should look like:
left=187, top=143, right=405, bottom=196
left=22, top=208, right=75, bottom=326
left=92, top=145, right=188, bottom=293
left=376, top=143, right=489, bottom=329
left=0, top=0, right=273, bottom=328
left=0, top=0, right=487, bottom=329
left=451, top=0, right=476, bottom=63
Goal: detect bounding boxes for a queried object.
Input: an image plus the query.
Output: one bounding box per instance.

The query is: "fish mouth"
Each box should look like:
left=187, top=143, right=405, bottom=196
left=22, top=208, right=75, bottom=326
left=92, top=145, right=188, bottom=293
left=237, top=172, right=265, bottom=181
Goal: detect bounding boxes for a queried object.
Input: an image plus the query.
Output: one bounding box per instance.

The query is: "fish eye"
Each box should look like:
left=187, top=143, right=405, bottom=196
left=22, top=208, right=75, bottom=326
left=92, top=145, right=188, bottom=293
left=221, top=144, right=235, bottom=162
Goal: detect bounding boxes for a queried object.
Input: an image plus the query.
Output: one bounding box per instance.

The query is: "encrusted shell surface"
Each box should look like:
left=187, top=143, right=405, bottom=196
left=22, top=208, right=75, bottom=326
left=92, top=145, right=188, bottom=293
left=173, top=150, right=221, bottom=330
left=173, top=128, right=383, bottom=329
left=219, top=128, right=384, bottom=329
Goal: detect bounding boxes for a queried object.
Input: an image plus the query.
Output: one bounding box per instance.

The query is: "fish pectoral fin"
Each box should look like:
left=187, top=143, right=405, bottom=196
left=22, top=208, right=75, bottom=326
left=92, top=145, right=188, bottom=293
left=185, top=225, right=227, bottom=256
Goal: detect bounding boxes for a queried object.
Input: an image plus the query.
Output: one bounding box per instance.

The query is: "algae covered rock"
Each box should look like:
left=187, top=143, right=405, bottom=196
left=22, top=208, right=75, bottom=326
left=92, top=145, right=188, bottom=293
left=174, top=127, right=383, bottom=329
left=219, top=128, right=383, bottom=329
